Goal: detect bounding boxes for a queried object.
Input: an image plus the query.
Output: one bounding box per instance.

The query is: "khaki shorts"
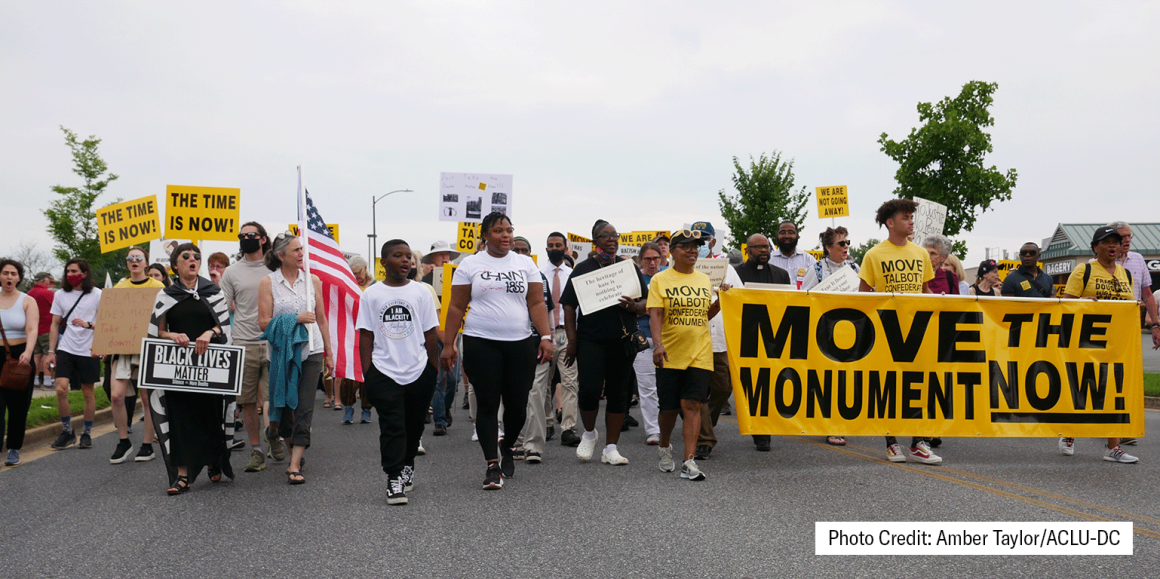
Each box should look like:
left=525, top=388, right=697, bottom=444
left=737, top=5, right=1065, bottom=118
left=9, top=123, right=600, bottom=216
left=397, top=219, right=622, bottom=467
left=239, top=343, right=269, bottom=405
left=33, top=333, right=50, bottom=355
left=113, top=353, right=141, bottom=386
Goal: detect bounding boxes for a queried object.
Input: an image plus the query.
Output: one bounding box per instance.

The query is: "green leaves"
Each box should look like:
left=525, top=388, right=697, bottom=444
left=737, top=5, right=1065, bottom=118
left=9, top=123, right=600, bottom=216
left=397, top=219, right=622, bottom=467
left=717, top=151, right=811, bottom=248
left=878, top=81, right=1018, bottom=238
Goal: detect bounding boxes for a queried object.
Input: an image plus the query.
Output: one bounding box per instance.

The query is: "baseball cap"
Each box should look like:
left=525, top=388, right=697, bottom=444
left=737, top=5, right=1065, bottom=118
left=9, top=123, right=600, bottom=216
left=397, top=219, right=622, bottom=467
left=978, top=260, right=997, bottom=275
left=690, top=221, right=715, bottom=237
left=33, top=272, right=53, bottom=282
left=1090, top=226, right=1122, bottom=248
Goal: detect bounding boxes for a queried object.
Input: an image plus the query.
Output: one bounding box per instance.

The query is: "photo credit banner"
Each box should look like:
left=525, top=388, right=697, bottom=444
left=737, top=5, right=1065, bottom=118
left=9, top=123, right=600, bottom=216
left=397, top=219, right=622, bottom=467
left=816, top=185, right=849, bottom=218
left=720, top=289, right=1143, bottom=438
left=165, top=184, right=241, bottom=241
left=97, top=195, right=162, bottom=253
left=138, top=338, right=245, bottom=395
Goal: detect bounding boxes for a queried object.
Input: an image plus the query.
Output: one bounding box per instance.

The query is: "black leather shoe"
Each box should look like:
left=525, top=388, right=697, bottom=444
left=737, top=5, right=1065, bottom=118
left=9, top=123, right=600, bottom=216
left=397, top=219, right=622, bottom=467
left=755, top=439, right=771, bottom=452
left=546, top=426, right=555, bottom=442
left=624, top=414, right=639, bottom=427
left=695, top=444, right=712, bottom=460
left=560, top=429, right=581, bottom=447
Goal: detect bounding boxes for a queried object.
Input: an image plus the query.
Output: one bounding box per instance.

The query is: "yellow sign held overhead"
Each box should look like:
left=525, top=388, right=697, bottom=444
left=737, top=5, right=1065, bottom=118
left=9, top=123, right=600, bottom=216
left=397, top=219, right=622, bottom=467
left=289, top=223, right=339, bottom=244
left=97, top=195, right=162, bottom=253
left=457, top=222, right=481, bottom=253
left=816, top=185, right=849, bottom=218
left=165, top=185, right=241, bottom=241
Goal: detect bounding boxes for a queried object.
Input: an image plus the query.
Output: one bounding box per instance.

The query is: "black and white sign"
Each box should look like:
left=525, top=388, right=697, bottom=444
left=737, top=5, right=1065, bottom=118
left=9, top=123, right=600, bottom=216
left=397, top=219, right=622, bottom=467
left=138, top=337, right=245, bottom=395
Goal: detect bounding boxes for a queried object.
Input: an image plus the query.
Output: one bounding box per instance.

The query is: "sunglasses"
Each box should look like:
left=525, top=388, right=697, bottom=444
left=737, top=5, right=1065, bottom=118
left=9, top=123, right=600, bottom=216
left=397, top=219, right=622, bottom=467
left=1019, top=250, right=1039, bottom=256
left=836, top=240, right=851, bottom=248
left=671, top=229, right=704, bottom=240
left=181, top=253, right=202, bottom=261
left=126, top=255, right=146, bottom=263
left=238, top=232, right=262, bottom=240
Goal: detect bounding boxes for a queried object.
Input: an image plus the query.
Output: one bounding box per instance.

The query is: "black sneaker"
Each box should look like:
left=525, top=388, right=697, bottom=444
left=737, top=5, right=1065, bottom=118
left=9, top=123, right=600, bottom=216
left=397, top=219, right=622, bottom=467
left=402, top=465, right=415, bottom=492
left=694, top=444, right=712, bottom=460
left=110, top=439, right=133, bottom=464
left=433, top=424, right=447, bottom=436
left=483, top=463, right=503, bottom=490
left=78, top=433, right=93, bottom=449
left=501, top=453, right=516, bottom=478
left=51, top=430, right=77, bottom=450
left=228, top=438, right=246, bottom=451
left=546, top=425, right=555, bottom=442
left=386, top=475, right=408, bottom=505
left=560, top=429, right=581, bottom=447
left=134, top=444, right=156, bottom=462
left=624, top=414, right=639, bottom=428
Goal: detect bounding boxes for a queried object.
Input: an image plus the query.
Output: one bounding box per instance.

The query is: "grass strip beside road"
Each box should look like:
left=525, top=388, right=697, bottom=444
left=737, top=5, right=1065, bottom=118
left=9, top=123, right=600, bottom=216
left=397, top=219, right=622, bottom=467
left=1147, top=373, right=1160, bottom=397
left=10, top=389, right=112, bottom=429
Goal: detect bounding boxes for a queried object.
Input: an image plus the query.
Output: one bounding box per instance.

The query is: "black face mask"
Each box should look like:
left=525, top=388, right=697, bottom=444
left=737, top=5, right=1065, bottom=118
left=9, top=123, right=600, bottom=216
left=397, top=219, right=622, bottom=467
left=240, top=238, right=262, bottom=254
left=547, top=249, right=566, bottom=264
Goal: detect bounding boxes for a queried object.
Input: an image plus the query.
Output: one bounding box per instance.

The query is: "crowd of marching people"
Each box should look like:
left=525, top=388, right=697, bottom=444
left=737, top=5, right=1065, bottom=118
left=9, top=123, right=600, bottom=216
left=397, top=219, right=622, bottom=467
left=1, top=200, right=1158, bottom=505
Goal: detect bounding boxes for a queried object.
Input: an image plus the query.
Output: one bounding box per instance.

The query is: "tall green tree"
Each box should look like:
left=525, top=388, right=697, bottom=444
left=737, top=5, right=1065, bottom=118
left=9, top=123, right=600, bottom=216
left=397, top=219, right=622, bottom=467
left=717, top=151, right=810, bottom=248
left=849, top=238, right=879, bottom=267
left=43, top=126, right=127, bottom=282
left=878, top=80, right=1018, bottom=245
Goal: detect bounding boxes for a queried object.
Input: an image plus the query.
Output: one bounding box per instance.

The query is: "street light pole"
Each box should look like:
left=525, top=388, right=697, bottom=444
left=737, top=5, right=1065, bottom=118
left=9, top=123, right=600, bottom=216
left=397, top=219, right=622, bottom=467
left=371, top=189, right=414, bottom=262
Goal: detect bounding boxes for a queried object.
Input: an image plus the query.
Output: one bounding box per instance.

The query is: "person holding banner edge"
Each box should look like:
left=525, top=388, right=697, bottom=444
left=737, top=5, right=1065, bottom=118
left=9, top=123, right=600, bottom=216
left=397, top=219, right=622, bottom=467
left=109, top=246, right=165, bottom=464
left=559, top=219, right=648, bottom=466
left=149, top=243, right=233, bottom=494
left=442, top=212, right=552, bottom=490
left=858, top=199, right=942, bottom=465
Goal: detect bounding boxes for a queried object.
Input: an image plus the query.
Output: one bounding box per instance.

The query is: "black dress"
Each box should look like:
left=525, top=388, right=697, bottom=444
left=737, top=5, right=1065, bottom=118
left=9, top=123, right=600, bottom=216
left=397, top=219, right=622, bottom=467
left=164, top=297, right=228, bottom=473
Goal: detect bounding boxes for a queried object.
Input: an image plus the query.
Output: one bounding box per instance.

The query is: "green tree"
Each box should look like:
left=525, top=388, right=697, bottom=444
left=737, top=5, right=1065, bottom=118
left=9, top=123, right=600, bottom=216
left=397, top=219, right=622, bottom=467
left=850, top=238, right=879, bottom=267
left=43, top=126, right=127, bottom=283
left=878, top=80, right=1018, bottom=244
left=717, top=151, right=810, bottom=248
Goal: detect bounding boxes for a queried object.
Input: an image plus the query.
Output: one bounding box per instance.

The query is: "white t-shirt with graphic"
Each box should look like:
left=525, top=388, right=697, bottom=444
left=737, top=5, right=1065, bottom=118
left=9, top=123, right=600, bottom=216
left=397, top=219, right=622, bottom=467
left=356, top=280, right=438, bottom=384
left=452, top=251, right=539, bottom=342
left=50, top=288, right=102, bottom=356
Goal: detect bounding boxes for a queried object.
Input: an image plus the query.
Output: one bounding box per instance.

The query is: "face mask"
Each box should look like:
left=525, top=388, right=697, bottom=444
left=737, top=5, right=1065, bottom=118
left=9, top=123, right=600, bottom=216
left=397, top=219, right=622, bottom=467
left=240, top=238, right=261, bottom=254
left=67, top=273, right=85, bottom=287
left=697, top=245, right=711, bottom=258
left=546, top=249, right=566, bottom=263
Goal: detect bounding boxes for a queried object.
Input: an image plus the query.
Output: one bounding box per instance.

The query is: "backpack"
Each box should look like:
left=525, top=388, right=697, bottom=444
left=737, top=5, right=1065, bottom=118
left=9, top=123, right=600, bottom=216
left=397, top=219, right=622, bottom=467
left=1078, top=262, right=1131, bottom=296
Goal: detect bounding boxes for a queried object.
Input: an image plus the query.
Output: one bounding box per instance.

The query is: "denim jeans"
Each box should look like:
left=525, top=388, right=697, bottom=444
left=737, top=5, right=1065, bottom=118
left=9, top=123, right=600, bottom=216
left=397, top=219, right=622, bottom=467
left=431, top=338, right=461, bottom=426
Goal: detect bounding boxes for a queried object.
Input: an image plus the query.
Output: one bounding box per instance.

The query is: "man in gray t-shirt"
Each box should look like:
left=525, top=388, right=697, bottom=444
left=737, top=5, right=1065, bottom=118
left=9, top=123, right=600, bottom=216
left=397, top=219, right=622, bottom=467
left=220, top=222, right=281, bottom=471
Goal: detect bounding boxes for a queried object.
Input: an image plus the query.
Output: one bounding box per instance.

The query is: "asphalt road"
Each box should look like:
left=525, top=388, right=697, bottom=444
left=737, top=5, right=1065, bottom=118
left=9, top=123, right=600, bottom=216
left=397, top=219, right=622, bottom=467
left=1143, top=333, right=1159, bottom=372
left=3, top=392, right=1159, bottom=578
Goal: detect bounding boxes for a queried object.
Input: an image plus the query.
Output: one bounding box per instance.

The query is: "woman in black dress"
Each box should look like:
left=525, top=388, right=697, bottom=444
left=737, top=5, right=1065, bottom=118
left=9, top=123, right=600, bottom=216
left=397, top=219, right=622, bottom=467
left=148, top=243, right=234, bottom=494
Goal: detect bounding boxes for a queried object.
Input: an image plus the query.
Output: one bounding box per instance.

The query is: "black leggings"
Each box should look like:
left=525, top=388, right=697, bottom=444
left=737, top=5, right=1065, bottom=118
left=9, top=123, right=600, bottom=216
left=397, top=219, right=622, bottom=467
left=577, top=339, right=633, bottom=414
left=0, top=343, right=34, bottom=451
left=462, top=335, right=537, bottom=461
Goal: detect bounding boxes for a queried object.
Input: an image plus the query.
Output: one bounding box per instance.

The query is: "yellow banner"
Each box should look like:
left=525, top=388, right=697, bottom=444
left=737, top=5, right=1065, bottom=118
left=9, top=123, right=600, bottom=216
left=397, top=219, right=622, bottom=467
left=97, top=195, right=161, bottom=252
left=807, top=250, right=824, bottom=261
left=720, top=289, right=1143, bottom=438
left=816, top=185, right=849, bottom=218
left=289, top=223, right=339, bottom=244
left=165, top=185, right=241, bottom=241
left=996, top=260, right=1043, bottom=281
left=456, top=222, right=481, bottom=254
left=439, top=263, right=458, bottom=332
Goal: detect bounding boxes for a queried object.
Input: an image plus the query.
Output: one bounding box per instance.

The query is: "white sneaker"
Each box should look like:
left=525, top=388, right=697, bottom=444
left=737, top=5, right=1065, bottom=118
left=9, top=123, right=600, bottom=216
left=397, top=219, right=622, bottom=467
left=1104, top=445, right=1138, bottom=463
left=886, top=443, right=906, bottom=463
left=908, top=441, right=942, bottom=465
left=34, top=376, right=42, bottom=386
left=601, top=446, right=628, bottom=465
left=416, top=437, right=426, bottom=456
left=1059, top=437, right=1075, bottom=456
left=471, top=426, right=478, bottom=442
left=680, top=458, right=706, bottom=481
left=645, top=433, right=660, bottom=445
left=576, top=430, right=599, bottom=461
left=658, top=446, right=675, bottom=472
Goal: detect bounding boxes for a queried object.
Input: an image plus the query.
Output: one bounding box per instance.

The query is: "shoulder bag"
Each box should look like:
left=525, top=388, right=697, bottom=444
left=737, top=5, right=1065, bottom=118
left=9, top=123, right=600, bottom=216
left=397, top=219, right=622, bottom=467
left=0, top=323, right=33, bottom=391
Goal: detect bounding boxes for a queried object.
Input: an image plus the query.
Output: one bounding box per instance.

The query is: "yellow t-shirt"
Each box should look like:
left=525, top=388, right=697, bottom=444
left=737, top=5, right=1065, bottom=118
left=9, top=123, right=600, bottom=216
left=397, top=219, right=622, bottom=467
left=1064, top=263, right=1133, bottom=300
left=858, top=240, right=934, bottom=294
left=645, top=267, right=713, bottom=371
left=114, top=277, right=166, bottom=289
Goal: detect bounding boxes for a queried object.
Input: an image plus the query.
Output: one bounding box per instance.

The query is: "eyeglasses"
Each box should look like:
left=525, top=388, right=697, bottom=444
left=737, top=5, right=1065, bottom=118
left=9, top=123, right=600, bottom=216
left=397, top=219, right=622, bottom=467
left=596, top=232, right=619, bottom=240
left=181, top=253, right=202, bottom=261
left=747, top=244, right=770, bottom=251
left=126, top=255, right=146, bottom=263
left=641, top=256, right=662, bottom=262
left=836, top=240, right=851, bottom=248
left=238, top=232, right=262, bottom=240
left=1019, top=250, right=1039, bottom=256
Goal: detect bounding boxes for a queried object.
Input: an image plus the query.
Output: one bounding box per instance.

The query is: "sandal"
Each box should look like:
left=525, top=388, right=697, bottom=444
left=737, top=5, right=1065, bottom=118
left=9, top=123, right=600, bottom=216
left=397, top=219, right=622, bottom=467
left=323, top=400, right=333, bottom=409
left=167, top=475, right=190, bottom=495
left=334, top=403, right=343, bottom=411
left=208, top=465, right=223, bottom=483
left=826, top=436, right=847, bottom=446
left=287, top=471, right=305, bottom=485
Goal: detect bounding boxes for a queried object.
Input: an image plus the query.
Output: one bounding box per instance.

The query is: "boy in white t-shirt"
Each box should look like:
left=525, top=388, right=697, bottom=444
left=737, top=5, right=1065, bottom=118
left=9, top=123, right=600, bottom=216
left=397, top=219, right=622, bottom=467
left=357, top=239, right=440, bottom=506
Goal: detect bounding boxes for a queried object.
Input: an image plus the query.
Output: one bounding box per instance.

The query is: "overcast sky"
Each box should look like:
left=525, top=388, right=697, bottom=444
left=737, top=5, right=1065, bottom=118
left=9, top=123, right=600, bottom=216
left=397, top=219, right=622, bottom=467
left=3, top=1, right=1157, bottom=273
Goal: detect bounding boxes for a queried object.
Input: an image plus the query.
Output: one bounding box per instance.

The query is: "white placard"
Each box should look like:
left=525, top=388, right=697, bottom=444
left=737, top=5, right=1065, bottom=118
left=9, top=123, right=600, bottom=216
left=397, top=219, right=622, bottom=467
left=150, top=238, right=185, bottom=267
left=810, top=264, right=860, bottom=293
left=138, top=338, right=245, bottom=395
left=571, top=259, right=642, bottom=315
left=439, top=172, right=513, bottom=222
left=912, top=196, right=947, bottom=247
left=618, top=245, right=640, bottom=257
left=431, top=266, right=444, bottom=297
left=747, top=282, right=796, bottom=291
left=694, top=258, right=730, bottom=287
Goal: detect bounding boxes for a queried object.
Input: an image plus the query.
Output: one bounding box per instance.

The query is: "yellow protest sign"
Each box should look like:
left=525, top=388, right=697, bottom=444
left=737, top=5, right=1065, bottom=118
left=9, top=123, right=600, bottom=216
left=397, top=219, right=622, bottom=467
left=816, top=185, right=849, bottom=218
left=996, top=260, right=1043, bottom=281
left=97, top=195, right=161, bottom=253
left=720, top=289, right=1143, bottom=438
left=456, top=222, right=481, bottom=254
left=288, top=223, right=339, bottom=243
left=375, top=259, right=385, bottom=281
left=165, top=185, right=241, bottom=241
left=568, top=233, right=592, bottom=258
left=807, top=250, right=824, bottom=261
left=439, top=263, right=458, bottom=332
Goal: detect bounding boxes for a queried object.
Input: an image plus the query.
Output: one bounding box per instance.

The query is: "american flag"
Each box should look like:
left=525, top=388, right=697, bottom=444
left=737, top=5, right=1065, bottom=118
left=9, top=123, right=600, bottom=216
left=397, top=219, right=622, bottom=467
left=298, top=183, right=363, bottom=381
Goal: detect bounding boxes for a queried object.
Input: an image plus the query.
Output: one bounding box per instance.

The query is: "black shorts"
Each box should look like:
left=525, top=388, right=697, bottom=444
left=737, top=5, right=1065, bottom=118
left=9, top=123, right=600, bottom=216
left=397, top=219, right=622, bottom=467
left=656, top=366, right=711, bottom=411
left=55, top=350, right=101, bottom=386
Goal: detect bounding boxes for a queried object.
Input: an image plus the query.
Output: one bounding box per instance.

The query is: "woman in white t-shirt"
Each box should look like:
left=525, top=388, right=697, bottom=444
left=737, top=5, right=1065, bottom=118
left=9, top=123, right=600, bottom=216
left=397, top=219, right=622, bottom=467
left=442, top=212, right=553, bottom=490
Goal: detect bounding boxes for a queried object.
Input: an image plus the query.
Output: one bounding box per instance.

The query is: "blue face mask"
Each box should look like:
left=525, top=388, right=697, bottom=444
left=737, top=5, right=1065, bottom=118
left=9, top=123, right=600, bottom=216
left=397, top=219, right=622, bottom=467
left=697, top=244, right=711, bottom=258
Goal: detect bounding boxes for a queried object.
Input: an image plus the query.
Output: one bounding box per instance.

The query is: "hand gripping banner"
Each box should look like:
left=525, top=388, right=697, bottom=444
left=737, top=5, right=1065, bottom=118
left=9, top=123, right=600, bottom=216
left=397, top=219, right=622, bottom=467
left=720, top=289, right=1143, bottom=438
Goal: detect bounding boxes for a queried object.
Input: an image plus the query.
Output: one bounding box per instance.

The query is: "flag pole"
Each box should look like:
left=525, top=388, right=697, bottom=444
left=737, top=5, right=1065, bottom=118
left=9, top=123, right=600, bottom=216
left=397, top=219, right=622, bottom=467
left=297, top=164, right=317, bottom=349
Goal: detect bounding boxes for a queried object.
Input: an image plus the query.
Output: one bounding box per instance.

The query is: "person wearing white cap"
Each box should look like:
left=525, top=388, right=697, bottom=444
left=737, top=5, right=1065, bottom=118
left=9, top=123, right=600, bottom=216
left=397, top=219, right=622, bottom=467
left=420, top=241, right=460, bottom=287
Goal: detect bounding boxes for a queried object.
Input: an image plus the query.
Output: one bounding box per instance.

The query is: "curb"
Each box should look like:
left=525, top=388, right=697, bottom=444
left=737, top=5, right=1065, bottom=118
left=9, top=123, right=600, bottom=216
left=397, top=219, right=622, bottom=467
left=1147, top=396, right=1160, bottom=410
left=22, top=389, right=140, bottom=449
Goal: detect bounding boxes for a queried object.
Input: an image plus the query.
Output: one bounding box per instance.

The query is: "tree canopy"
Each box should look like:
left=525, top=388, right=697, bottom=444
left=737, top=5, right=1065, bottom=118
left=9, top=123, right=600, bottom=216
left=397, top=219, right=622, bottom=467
left=717, top=151, right=810, bottom=248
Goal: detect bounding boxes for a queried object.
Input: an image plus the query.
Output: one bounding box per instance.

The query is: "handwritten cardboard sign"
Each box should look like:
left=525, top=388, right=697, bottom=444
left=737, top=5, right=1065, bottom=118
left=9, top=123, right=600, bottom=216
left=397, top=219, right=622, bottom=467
left=92, top=288, right=162, bottom=355
left=912, top=196, right=947, bottom=248
left=98, top=195, right=161, bottom=253
left=165, top=184, right=241, bottom=241
left=571, top=259, right=641, bottom=315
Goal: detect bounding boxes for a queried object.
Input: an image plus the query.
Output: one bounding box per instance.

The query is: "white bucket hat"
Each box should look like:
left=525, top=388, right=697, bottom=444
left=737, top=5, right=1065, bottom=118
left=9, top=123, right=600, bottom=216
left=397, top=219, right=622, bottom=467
left=422, top=240, right=461, bottom=264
